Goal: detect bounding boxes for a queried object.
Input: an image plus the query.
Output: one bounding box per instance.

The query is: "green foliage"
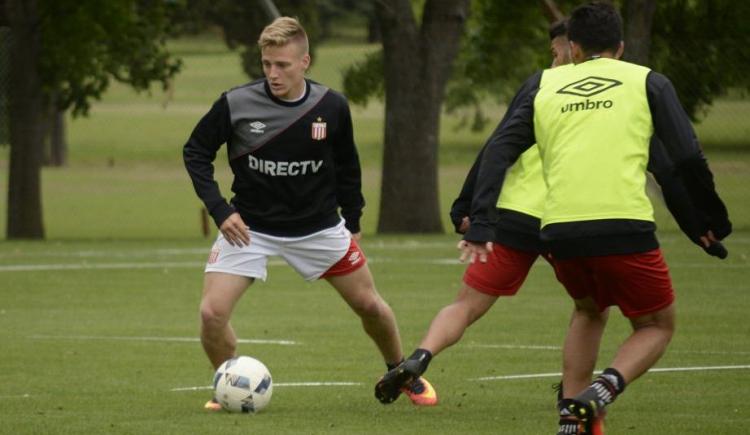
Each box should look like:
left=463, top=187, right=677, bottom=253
left=342, top=49, right=384, bottom=106
left=172, top=0, right=322, bottom=80
left=38, top=0, right=182, bottom=116
left=650, top=0, right=750, bottom=121
left=343, top=0, right=560, bottom=130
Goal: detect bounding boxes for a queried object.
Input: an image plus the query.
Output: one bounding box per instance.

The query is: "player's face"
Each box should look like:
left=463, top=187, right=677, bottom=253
left=550, top=35, right=571, bottom=67
left=261, top=42, right=310, bottom=100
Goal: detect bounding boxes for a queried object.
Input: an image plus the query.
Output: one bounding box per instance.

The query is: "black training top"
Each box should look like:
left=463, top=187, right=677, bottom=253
left=184, top=79, right=364, bottom=237
left=462, top=68, right=731, bottom=259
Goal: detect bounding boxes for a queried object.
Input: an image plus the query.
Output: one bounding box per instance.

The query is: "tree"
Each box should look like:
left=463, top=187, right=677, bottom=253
left=622, top=0, right=656, bottom=66
left=172, top=0, right=321, bottom=80
left=649, top=0, right=750, bottom=121
left=4, top=0, right=181, bottom=239
left=347, top=0, right=470, bottom=233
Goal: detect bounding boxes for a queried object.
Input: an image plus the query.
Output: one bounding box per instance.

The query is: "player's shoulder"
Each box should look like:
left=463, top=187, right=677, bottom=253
left=309, top=80, right=346, bottom=102
left=308, top=80, right=352, bottom=113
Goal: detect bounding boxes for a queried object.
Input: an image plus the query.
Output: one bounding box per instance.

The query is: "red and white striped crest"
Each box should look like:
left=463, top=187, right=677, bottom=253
left=311, top=120, right=327, bottom=140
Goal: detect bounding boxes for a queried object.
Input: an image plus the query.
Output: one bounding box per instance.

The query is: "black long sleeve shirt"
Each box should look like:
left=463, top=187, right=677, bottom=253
left=183, top=79, right=365, bottom=237
left=464, top=68, right=730, bottom=258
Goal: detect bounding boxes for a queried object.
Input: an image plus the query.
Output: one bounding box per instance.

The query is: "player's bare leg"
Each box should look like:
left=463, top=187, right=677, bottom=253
left=200, top=272, right=253, bottom=369
left=328, top=265, right=438, bottom=406
left=326, top=264, right=402, bottom=364
left=561, top=297, right=609, bottom=397
left=558, top=298, right=608, bottom=434
left=419, top=284, right=498, bottom=355
left=374, top=284, right=495, bottom=406
left=562, top=304, right=674, bottom=433
left=611, top=304, right=675, bottom=382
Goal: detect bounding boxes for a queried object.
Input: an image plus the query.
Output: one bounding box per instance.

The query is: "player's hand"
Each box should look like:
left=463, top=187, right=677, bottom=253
left=458, top=216, right=470, bottom=234
left=699, top=230, right=728, bottom=259
left=351, top=232, right=362, bottom=242
left=220, top=213, right=250, bottom=247
left=457, top=240, right=493, bottom=264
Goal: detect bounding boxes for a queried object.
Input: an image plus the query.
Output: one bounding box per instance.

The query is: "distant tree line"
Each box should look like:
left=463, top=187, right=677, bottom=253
left=3, top=0, right=749, bottom=239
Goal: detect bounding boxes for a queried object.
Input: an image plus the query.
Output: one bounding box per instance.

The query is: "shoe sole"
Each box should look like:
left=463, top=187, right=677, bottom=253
left=374, top=369, right=416, bottom=404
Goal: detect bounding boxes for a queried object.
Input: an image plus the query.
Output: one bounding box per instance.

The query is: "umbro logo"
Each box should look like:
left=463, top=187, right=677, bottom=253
left=348, top=251, right=362, bottom=265
left=249, top=121, right=266, bottom=134
left=557, top=76, right=622, bottom=97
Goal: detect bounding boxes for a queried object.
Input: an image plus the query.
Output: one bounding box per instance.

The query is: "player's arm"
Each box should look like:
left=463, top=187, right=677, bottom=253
left=183, top=94, right=238, bottom=229
left=451, top=150, right=481, bottom=234
left=647, top=72, right=732, bottom=243
left=333, top=99, right=365, bottom=236
left=462, top=89, right=538, bottom=261
left=647, top=137, right=726, bottom=258
left=451, top=71, right=543, bottom=235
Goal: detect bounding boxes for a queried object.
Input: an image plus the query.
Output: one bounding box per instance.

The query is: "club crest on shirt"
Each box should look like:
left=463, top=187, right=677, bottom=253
left=311, top=117, right=327, bottom=140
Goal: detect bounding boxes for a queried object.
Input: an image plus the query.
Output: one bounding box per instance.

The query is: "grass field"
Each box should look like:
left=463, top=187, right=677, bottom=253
left=1, top=233, right=749, bottom=434
left=1, top=34, right=749, bottom=434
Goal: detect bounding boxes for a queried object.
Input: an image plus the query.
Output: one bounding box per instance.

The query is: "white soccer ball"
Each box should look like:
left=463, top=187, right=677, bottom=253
left=213, top=356, right=273, bottom=413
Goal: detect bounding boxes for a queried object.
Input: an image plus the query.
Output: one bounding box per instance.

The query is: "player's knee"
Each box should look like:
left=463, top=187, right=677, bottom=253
left=631, top=306, right=675, bottom=336
left=200, top=301, right=230, bottom=329
left=350, top=294, right=385, bottom=319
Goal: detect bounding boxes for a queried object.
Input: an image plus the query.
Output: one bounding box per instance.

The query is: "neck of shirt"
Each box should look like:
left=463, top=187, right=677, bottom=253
left=280, top=81, right=307, bottom=103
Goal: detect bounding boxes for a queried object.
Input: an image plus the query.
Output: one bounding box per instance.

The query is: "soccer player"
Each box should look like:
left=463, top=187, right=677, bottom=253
left=374, top=19, right=570, bottom=407
left=374, top=17, right=725, bottom=419
left=459, top=2, right=730, bottom=433
left=183, top=17, right=436, bottom=410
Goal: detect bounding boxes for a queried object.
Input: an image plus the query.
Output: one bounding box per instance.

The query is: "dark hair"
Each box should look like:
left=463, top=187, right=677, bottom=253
left=567, top=1, right=622, bottom=55
left=548, top=19, right=568, bottom=41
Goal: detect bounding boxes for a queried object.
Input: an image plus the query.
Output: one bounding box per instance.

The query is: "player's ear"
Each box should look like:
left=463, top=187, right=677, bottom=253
left=302, top=53, right=311, bottom=71
left=615, top=41, right=625, bottom=60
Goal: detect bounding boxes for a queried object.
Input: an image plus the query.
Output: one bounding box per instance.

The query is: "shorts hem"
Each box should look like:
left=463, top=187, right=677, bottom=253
left=318, top=258, right=367, bottom=280
left=619, top=296, right=674, bottom=318
left=205, top=266, right=267, bottom=282
left=463, top=276, right=516, bottom=297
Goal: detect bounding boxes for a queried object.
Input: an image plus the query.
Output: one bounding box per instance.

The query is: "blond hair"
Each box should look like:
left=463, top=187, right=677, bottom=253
left=258, top=17, right=309, bottom=54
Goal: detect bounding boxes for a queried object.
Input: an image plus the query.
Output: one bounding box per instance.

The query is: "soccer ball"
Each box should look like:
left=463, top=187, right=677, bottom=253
left=213, top=356, right=273, bottom=413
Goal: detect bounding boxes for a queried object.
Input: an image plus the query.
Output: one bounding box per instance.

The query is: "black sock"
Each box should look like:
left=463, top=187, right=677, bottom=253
left=576, top=367, right=626, bottom=409
left=405, top=348, right=433, bottom=376
left=386, top=359, right=403, bottom=371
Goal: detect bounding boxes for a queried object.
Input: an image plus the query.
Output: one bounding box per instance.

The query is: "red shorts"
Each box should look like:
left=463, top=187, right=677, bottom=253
left=463, top=243, right=545, bottom=296
left=320, top=238, right=367, bottom=278
left=552, top=249, right=674, bottom=318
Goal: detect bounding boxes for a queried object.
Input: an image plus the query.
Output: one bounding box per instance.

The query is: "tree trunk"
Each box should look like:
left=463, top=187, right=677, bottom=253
left=46, top=110, right=67, bottom=166
left=367, top=13, right=381, bottom=43
left=541, top=0, right=565, bottom=23
left=6, top=0, right=45, bottom=239
left=623, top=0, right=656, bottom=65
left=43, top=94, right=67, bottom=167
left=375, top=0, right=469, bottom=233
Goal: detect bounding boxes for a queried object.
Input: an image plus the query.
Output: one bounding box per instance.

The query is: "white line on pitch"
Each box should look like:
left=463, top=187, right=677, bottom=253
left=467, top=343, right=561, bottom=350
left=0, top=259, right=290, bottom=272
left=28, top=335, right=298, bottom=346
left=465, top=343, right=750, bottom=355
left=170, top=382, right=362, bottom=392
left=0, top=394, right=31, bottom=400
left=470, top=364, right=750, bottom=382
left=0, top=262, right=204, bottom=272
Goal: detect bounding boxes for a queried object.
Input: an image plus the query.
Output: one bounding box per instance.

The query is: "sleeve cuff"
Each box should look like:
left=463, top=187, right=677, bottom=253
left=463, top=224, right=495, bottom=243
left=344, top=219, right=361, bottom=234
left=209, top=202, right=235, bottom=228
